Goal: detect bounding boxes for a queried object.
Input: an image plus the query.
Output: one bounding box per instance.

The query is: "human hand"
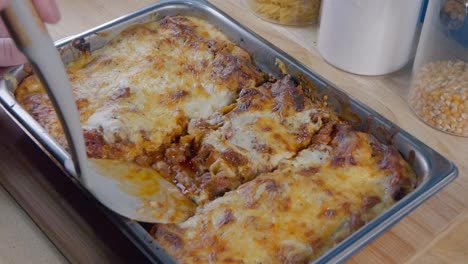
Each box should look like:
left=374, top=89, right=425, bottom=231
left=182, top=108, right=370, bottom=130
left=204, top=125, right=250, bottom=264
left=0, top=0, right=60, bottom=67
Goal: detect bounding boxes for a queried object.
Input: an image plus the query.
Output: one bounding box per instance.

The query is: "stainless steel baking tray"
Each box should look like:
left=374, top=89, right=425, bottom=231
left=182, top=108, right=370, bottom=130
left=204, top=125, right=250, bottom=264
left=0, top=0, right=458, bottom=263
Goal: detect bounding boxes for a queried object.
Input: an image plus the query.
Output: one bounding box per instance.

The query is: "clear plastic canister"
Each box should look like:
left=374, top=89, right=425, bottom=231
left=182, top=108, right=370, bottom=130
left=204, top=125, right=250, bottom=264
left=408, top=0, right=468, bottom=137
left=245, top=0, right=321, bottom=26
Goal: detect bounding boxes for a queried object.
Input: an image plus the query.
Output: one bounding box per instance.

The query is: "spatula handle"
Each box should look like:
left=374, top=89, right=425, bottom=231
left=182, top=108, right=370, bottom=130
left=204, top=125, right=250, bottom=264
left=1, top=0, right=88, bottom=181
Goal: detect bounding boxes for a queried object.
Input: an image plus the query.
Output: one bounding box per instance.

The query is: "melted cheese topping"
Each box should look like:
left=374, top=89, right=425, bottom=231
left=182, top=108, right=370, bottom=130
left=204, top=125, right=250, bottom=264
left=16, top=16, right=263, bottom=163
left=154, top=129, right=417, bottom=263
left=200, top=79, right=333, bottom=202
left=161, top=76, right=336, bottom=204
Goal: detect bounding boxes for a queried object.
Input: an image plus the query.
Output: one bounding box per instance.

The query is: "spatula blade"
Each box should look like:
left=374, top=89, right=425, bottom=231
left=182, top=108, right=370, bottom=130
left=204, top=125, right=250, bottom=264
left=85, top=159, right=196, bottom=223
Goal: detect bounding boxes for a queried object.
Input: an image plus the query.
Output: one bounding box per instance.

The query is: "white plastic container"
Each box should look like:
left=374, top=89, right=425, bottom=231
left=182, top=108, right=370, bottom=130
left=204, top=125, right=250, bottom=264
left=317, top=0, right=423, bottom=76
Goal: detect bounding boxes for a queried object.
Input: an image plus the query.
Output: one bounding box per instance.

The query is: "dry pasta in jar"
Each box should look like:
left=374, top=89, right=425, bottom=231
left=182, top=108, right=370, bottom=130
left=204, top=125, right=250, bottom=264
left=246, top=0, right=321, bottom=25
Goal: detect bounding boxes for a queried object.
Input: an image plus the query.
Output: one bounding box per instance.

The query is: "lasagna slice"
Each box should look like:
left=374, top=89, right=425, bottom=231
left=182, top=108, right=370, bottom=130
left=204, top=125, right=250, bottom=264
left=153, top=125, right=417, bottom=263
left=15, top=16, right=264, bottom=164
left=158, top=75, right=337, bottom=203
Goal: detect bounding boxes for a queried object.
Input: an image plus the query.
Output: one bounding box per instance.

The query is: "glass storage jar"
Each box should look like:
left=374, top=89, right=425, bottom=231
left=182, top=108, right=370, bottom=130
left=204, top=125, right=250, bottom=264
left=245, top=0, right=321, bottom=26
left=408, top=0, right=468, bottom=137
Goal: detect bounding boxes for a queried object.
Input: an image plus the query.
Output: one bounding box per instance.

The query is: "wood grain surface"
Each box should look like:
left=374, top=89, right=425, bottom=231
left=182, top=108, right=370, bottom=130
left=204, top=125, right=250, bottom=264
left=0, top=0, right=466, bottom=263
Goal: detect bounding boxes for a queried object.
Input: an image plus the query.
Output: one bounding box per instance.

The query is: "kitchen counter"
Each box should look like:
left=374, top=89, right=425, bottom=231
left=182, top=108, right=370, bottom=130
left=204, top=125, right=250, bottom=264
left=0, top=0, right=467, bottom=263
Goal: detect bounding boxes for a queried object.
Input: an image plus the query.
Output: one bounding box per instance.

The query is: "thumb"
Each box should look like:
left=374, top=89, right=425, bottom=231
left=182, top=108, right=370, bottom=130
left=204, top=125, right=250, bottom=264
left=0, top=37, right=27, bottom=66
left=0, top=0, right=10, bottom=10
left=0, top=0, right=26, bottom=67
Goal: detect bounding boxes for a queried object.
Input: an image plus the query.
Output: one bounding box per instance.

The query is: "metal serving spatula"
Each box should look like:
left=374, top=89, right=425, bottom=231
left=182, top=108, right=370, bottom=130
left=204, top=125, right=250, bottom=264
left=1, top=0, right=195, bottom=223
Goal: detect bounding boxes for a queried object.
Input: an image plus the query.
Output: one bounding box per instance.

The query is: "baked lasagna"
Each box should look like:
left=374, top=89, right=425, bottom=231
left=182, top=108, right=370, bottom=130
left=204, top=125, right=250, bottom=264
left=157, top=75, right=338, bottom=204
left=16, top=16, right=264, bottom=164
left=154, top=125, right=416, bottom=263
left=15, top=15, right=417, bottom=263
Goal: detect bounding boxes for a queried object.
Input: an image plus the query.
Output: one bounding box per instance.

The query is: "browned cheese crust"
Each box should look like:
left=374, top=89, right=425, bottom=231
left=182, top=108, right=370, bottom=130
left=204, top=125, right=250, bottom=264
left=15, top=16, right=264, bottom=164
left=153, top=125, right=417, bottom=263
left=157, top=75, right=337, bottom=203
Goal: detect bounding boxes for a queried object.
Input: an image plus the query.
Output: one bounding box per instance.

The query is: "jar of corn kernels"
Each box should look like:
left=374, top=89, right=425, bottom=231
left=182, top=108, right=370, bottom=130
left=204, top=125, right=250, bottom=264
left=408, top=0, right=468, bottom=137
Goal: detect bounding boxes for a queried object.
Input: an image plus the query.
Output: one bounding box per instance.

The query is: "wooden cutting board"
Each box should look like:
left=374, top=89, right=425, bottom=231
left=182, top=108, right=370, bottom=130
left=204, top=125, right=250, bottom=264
left=0, top=0, right=467, bottom=263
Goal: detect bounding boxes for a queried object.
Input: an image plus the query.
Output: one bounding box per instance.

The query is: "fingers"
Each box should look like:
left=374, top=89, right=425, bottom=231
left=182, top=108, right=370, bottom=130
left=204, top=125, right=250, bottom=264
left=0, top=19, right=9, bottom=37
left=0, top=0, right=9, bottom=10
left=0, top=0, right=60, bottom=67
left=0, top=20, right=27, bottom=66
left=32, top=0, right=60, bottom=23
left=0, top=37, right=27, bottom=66
left=0, top=0, right=21, bottom=67
left=0, top=0, right=60, bottom=24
